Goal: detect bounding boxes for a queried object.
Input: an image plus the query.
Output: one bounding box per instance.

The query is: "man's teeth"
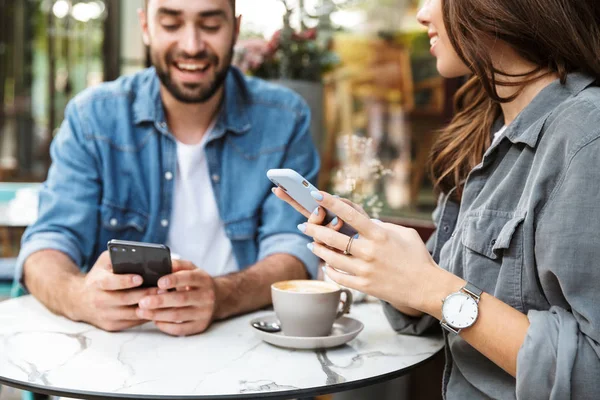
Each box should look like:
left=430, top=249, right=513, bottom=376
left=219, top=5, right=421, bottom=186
left=430, top=36, right=439, bottom=47
left=177, top=63, right=209, bottom=71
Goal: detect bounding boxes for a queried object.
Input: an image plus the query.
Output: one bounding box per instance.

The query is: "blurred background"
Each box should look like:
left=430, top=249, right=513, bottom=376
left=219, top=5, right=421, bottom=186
left=0, top=1, right=453, bottom=398
left=0, top=0, right=461, bottom=278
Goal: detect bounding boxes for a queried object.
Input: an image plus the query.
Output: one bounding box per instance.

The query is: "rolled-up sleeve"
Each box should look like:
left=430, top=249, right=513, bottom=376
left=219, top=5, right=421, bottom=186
left=15, top=100, right=101, bottom=289
left=257, top=102, right=320, bottom=277
left=258, top=233, right=319, bottom=278
left=382, top=301, right=439, bottom=335
left=518, top=142, right=600, bottom=399
left=16, top=232, right=83, bottom=286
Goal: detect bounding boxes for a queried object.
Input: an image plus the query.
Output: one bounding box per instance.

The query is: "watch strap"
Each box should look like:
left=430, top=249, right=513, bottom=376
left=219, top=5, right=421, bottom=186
left=462, top=282, right=483, bottom=302
left=440, top=321, right=460, bottom=335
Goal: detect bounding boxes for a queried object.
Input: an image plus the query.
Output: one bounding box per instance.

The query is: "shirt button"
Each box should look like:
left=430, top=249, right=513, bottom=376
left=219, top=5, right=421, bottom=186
left=442, top=224, right=450, bottom=233
left=165, top=171, right=173, bottom=180
left=212, top=174, right=220, bottom=183
left=161, top=219, right=169, bottom=227
left=109, top=218, right=118, bottom=226
left=491, top=239, right=497, bottom=246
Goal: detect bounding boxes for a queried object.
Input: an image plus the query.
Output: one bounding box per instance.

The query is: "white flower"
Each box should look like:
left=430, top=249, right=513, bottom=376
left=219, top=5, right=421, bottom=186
left=332, top=134, right=392, bottom=218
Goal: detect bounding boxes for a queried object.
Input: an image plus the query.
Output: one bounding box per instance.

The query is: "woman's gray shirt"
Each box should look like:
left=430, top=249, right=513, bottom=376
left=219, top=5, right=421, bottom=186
left=383, top=73, right=600, bottom=400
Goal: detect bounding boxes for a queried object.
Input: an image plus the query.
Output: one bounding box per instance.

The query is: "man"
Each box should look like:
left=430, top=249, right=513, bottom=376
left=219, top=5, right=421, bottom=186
left=16, top=0, right=319, bottom=336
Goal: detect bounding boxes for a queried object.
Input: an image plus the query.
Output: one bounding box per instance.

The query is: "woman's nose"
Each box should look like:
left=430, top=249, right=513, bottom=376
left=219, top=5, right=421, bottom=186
left=416, top=0, right=431, bottom=27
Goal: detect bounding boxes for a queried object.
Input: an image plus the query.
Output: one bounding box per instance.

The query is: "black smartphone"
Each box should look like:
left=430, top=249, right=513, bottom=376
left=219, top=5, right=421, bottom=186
left=107, top=240, right=172, bottom=288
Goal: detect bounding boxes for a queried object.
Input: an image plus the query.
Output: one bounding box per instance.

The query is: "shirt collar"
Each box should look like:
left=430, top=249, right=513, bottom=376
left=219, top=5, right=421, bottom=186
left=132, top=67, right=252, bottom=136
left=504, top=72, right=597, bottom=148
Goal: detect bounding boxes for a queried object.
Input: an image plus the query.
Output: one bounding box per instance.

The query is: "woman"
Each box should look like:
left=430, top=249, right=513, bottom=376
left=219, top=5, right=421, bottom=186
left=274, top=0, right=600, bottom=398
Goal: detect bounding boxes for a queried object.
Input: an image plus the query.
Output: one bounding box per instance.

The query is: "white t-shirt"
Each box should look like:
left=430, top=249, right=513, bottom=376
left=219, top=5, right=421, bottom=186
left=166, top=125, right=238, bottom=277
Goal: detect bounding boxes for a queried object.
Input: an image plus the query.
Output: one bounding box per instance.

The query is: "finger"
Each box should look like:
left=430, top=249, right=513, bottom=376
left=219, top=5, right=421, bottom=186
left=324, top=264, right=364, bottom=292
left=103, top=287, right=158, bottom=306
left=307, top=206, right=327, bottom=225
left=138, top=289, right=213, bottom=309
left=171, top=260, right=197, bottom=273
left=300, top=222, right=347, bottom=252
left=157, top=269, right=209, bottom=290
left=99, top=272, right=144, bottom=291
left=311, top=191, right=383, bottom=240
left=104, top=305, right=144, bottom=321
left=308, top=242, right=364, bottom=276
left=101, top=319, right=147, bottom=332
left=155, top=320, right=211, bottom=337
left=273, top=187, right=312, bottom=218
left=323, top=201, right=348, bottom=233
left=302, top=207, right=328, bottom=245
left=339, top=198, right=369, bottom=217
left=306, top=206, right=343, bottom=233
left=327, top=215, right=344, bottom=232
left=96, top=250, right=111, bottom=265
left=298, top=220, right=348, bottom=246
left=137, top=306, right=205, bottom=323
left=304, top=224, right=369, bottom=259
left=98, top=261, right=112, bottom=271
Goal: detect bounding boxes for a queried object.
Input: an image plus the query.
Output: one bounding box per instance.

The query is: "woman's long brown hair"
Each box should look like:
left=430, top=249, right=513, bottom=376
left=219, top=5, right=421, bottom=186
left=430, top=0, right=600, bottom=199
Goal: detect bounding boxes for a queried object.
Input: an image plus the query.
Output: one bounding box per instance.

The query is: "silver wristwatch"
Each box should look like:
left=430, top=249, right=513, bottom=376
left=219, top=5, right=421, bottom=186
left=440, top=282, right=483, bottom=335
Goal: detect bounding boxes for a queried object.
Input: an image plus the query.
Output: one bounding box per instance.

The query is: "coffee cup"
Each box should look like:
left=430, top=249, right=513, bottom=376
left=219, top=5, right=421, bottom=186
left=271, top=280, right=352, bottom=337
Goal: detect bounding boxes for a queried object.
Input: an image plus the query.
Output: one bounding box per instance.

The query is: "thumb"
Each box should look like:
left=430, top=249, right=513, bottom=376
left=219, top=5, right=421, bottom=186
left=171, top=260, right=197, bottom=273
left=97, top=261, right=112, bottom=272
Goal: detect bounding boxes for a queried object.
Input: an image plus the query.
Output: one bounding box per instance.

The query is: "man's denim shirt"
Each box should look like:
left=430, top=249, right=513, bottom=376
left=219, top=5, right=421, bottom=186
left=16, top=67, right=320, bottom=283
left=384, top=73, right=600, bottom=400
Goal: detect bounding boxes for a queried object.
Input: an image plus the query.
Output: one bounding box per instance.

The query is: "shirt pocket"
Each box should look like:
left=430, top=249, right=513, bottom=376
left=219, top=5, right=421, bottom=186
left=462, top=211, right=526, bottom=311
left=99, top=202, right=148, bottom=243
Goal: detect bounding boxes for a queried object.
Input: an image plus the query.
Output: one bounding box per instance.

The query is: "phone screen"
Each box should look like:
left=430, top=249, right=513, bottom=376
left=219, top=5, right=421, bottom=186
left=108, top=241, right=172, bottom=288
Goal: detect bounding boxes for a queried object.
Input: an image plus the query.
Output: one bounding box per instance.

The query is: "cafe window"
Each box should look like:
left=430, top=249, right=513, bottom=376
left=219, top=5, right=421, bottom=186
left=0, top=0, right=457, bottom=224
left=0, top=0, right=118, bottom=180
left=236, top=0, right=457, bottom=223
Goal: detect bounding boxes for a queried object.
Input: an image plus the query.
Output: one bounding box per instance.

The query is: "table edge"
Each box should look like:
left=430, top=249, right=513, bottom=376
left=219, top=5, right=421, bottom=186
left=0, top=345, right=443, bottom=400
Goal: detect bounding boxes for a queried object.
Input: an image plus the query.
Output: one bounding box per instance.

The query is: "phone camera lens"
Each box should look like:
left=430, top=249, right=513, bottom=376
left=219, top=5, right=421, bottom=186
left=111, top=247, right=118, bottom=252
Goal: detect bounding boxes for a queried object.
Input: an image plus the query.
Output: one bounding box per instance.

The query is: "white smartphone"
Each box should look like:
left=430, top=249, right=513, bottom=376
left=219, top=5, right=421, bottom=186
left=267, top=168, right=357, bottom=236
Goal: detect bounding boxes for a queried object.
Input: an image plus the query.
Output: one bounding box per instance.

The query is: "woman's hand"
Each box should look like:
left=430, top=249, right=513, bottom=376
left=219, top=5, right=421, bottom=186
left=299, top=191, right=450, bottom=313
left=272, top=187, right=368, bottom=233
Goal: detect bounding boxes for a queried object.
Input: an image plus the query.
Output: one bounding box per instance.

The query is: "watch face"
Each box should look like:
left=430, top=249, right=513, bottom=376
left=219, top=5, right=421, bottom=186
left=442, top=293, right=478, bottom=329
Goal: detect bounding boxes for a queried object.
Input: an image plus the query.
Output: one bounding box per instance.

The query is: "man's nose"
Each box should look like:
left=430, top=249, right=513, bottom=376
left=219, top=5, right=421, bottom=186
left=180, top=26, right=206, bottom=56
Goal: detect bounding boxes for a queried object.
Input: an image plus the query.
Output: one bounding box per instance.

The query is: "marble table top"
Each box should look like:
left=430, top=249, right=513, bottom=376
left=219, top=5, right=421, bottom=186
left=0, top=296, right=444, bottom=399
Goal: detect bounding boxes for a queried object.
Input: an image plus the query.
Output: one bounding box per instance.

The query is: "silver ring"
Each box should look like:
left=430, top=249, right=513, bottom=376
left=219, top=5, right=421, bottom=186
left=343, top=235, right=355, bottom=256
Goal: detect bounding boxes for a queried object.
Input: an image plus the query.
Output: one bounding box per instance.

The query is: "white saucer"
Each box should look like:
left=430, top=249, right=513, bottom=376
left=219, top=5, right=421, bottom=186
left=250, top=313, right=364, bottom=350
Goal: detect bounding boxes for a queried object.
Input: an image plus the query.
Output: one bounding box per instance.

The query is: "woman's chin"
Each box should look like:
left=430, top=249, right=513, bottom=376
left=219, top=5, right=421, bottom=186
left=436, top=60, right=471, bottom=79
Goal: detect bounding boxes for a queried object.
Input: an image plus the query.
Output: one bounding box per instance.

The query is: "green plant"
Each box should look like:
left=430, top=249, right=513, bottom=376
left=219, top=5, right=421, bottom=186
left=233, top=0, right=342, bottom=82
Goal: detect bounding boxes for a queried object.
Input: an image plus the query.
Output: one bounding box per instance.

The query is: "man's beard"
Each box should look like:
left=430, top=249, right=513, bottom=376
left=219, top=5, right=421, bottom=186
left=152, top=45, right=234, bottom=104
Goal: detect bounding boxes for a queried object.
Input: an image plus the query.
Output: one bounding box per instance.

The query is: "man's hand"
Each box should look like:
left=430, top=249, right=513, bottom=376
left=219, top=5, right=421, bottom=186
left=70, top=251, right=157, bottom=332
left=136, top=260, right=217, bottom=336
